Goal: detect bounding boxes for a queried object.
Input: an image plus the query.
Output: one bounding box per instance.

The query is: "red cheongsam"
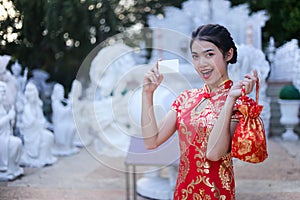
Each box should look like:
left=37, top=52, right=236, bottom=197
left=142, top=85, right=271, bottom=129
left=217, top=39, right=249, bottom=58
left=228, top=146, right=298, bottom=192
left=171, top=80, right=239, bottom=200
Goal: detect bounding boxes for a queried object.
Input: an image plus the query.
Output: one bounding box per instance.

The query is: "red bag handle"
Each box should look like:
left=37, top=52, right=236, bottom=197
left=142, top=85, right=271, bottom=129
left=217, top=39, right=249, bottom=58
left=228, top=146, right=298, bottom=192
left=241, top=78, right=260, bottom=104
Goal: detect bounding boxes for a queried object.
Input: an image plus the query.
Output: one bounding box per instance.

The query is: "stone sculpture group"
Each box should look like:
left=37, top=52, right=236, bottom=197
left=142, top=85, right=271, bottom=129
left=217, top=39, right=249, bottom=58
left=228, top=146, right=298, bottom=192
left=0, top=56, right=79, bottom=180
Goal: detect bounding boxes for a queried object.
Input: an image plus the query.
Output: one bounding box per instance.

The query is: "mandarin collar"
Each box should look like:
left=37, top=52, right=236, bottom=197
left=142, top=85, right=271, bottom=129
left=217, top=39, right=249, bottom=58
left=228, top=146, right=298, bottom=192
left=203, top=79, right=232, bottom=99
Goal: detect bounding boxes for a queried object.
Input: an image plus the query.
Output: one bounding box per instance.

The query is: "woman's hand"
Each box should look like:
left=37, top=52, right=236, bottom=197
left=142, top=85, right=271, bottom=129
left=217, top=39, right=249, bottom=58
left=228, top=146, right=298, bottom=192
left=228, top=69, right=258, bottom=100
left=143, top=60, right=164, bottom=94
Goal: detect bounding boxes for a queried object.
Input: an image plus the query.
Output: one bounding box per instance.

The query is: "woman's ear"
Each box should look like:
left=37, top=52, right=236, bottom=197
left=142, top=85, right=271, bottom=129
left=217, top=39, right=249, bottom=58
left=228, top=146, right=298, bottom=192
left=225, top=48, right=234, bottom=62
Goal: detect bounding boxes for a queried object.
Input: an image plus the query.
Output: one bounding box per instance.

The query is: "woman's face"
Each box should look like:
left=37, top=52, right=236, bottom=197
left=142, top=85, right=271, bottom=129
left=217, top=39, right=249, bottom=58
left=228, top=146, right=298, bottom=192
left=191, top=40, right=230, bottom=90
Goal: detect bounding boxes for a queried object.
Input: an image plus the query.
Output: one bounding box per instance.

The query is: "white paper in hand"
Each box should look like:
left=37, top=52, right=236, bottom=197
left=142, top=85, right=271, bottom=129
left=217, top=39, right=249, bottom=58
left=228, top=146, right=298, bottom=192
left=158, top=59, right=179, bottom=73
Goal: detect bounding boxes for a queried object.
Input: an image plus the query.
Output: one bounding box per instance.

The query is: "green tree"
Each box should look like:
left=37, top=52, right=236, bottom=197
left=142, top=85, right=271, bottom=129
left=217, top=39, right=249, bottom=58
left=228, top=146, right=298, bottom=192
left=230, top=0, right=300, bottom=48
left=0, top=0, right=187, bottom=89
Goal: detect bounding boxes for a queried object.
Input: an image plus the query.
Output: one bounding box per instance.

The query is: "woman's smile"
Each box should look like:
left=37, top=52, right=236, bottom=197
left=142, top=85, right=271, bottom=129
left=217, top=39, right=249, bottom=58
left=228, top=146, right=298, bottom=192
left=201, top=69, right=213, bottom=79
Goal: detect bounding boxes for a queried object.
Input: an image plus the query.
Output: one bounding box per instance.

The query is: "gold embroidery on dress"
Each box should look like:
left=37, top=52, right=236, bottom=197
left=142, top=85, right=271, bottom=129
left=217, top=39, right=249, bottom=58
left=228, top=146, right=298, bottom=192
left=181, top=90, right=201, bottom=111
left=180, top=123, right=193, bottom=144
left=196, top=160, right=210, bottom=174
left=181, top=176, right=226, bottom=200
left=177, top=141, right=190, bottom=185
left=193, top=189, right=212, bottom=200
left=218, top=155, right=234, bottom=191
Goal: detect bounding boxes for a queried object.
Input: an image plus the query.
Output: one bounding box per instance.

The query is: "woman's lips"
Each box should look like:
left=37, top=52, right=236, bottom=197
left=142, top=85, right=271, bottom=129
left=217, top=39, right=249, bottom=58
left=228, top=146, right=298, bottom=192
left=201, top=69, right=213, bottom=79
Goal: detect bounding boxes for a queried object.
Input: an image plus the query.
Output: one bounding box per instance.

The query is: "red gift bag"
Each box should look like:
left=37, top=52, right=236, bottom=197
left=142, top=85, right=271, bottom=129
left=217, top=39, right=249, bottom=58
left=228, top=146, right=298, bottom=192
left=231, top=79, right=268, bottom=163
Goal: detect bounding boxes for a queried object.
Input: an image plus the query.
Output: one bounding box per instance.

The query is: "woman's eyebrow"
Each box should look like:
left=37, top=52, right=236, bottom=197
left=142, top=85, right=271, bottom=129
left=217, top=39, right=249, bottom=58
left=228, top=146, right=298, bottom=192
left=202, top=48, right=214, bottom=53
left=191, top=48, right=214, bottom=55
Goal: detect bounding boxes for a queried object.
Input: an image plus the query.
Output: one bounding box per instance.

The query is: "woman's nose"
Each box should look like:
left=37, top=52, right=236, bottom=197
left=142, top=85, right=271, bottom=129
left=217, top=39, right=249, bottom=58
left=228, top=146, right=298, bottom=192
left=195, top=57, right=207, bottom=68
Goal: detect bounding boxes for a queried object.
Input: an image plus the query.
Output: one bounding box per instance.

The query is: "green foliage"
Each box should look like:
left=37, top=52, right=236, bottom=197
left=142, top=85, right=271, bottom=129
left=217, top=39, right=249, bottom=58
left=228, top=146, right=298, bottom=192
left=279, top=84, right=300, bottom=100
left=0, top=0, right=187, bottom=89
left=230, top=0, right=300, bottom=48
left=1, top=0, right=300, bottom=90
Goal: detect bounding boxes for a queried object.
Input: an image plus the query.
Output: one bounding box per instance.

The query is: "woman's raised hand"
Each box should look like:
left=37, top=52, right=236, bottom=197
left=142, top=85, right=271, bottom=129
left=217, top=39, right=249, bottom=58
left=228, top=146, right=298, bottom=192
left=143, top=60, right=164, bottom=94
left=242, top=69, right=258, bottom=94
left=229, top=69, right=258, bottom=100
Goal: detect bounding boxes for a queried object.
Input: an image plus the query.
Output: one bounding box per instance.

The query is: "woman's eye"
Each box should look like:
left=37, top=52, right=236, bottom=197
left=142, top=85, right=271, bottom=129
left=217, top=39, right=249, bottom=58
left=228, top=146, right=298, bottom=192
left=206, top=53, right=214, bottom=57
left=192, top=55, right=198, bottom=59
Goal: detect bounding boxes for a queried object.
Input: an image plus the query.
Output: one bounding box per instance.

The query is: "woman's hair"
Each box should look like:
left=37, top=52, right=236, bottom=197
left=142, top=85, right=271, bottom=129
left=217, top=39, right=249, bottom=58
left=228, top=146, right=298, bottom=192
left=190, top=24, right=237, bottom=64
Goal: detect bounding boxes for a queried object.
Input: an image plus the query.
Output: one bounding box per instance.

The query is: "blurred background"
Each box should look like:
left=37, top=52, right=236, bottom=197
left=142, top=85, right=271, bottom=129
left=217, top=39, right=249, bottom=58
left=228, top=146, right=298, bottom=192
left=1, top=0, right=299, bottom=91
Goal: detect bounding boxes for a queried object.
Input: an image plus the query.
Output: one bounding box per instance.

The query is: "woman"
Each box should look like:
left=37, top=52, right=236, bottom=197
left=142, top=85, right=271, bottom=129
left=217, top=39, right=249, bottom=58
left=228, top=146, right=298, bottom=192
left=142, top=24, right=258, bottom=199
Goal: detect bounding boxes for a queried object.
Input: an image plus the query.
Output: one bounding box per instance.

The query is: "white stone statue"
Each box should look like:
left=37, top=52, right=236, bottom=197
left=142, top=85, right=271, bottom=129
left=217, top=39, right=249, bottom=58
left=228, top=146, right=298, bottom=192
left=51, top=83, right=79, bottom=156
left=29, top=69, right=54, bottom=97
left=70, top=80, right=95, bottom=147
left=92, top=91, right=133, bottom=156
left=77, top=43, right=137, bottom=156
left=89, top=43, right=136, bottom=98
left=11, top=62, right=28, bottom=138
left=148, top=0, right=268, bottom=57
left=268, top=39, right=298, bottom=82
left=292, top=41, right=300, bottom=92
left=294, top=61, right=300, bottom=92
left=19, top=82, right=57, bottom=167
left=148, top=7, right=192, bottom=63
left=11, top=61, right=27, bottom=93
left=0, top=55, right=18, bottom=111
left=0, top=81, right=24, bottom=181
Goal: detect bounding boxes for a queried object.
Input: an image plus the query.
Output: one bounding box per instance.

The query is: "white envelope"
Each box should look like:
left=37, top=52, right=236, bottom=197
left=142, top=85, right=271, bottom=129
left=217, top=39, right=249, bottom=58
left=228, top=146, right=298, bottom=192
left=158, top=59, right=179, bottom=73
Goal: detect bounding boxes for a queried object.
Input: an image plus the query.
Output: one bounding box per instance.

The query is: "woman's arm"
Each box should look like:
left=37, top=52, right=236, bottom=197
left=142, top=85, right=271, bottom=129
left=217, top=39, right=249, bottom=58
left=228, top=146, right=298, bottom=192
left=141, top=62, right=177, bottom=149
left=142, top=92, right=177, bottom=149
left=206, top=96, right=237, bottom=161
left=206, top=70, right=258, bottom=161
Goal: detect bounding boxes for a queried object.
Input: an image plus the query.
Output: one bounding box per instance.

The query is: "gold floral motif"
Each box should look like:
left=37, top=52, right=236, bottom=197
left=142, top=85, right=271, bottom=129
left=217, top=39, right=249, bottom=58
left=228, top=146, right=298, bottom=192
left=181, top=176, right=203, bottom=200
left=177, top=142, right=190, bottom=185
left=193, top=189, right=212, bottom=200
left=237, top=137, right=252, bottom=155
left=179, top=123, right=193, bottom=143
left=218, top=156, right=234, bottom=191
left=181, top=176, right=226, bottom=200
left=245, top=153, right=261, bottom=163
left=180, top=89, right=201, bottom=111
left=196, top=160, right=210, bottom=174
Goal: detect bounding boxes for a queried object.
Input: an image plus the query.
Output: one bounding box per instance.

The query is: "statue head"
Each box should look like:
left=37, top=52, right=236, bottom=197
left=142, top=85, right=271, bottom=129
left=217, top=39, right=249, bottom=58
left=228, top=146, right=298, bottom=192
left=52, top=83, right=65, bottom=101
left=69, top=79, right=82, bottom=99
left=24, top=82, right=40, bottom=104
left=0, top=55, right=10, bottom=74
left=11, top=62, right=22, bottom=76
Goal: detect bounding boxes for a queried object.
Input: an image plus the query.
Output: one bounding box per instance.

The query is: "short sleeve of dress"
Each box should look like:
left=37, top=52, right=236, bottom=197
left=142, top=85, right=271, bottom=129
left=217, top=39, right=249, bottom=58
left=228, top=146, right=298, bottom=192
left=171, top=95, right=181, bottom=113
left=170, top=90, right=190, bottom=113
left=170, top=90, right=190, bottom=129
